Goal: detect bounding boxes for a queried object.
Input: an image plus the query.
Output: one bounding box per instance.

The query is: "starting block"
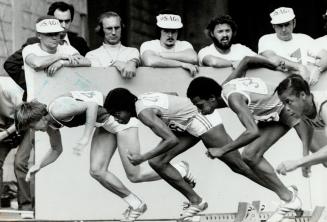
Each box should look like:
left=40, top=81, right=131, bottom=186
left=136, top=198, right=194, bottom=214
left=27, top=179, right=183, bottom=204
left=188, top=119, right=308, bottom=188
left=185, top=201, right=318, bottom=222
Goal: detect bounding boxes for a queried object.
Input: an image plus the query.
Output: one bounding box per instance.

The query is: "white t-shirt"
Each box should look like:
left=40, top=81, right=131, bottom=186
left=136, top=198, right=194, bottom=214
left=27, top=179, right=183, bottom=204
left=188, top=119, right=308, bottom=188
left=258, top=33, right=314, bottom=64
left=85, top=43, right=140, bottom=67
left=198, top=43, right=256, bottom=65
left=0, top=80, right=23, bottom=123
left=22, top=43, right=79, bottom=101
left=140, top=39, right=193, bottom=55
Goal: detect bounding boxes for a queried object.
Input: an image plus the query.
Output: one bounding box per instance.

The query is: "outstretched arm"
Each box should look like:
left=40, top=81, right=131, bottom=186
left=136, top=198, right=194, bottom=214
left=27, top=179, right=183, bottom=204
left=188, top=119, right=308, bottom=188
left=127, top=108, right=178, bottom=165
left=222, top=55, right=279, bottom=85
left=293, top=120, right=314, bottom=177
left=260, top=50, right=310, bottom=80
left=26, top=127, right=63, bottom=181
left=208, top=93, right=260, bottom=158
left=277, top=105, right=327, bottom=175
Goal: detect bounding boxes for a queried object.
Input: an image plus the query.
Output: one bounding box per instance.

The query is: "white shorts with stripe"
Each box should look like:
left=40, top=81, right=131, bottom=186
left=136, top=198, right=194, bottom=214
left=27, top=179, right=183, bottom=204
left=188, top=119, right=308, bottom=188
left=186, top=110, right=223, bottom=137
left=96, top=116, right=139, bottom=134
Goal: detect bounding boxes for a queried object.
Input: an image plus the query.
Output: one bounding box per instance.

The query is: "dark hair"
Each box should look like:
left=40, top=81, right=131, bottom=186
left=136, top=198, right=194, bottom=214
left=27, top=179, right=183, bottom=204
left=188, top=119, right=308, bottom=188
left=104, top=88, right=137, bottom=116
left=275, top=74, right=310, bottom=97
left=95, top=11, right=124, bottom=37
left=206, top=15, right=238, bottom=39
left=48, top=1, right=75, bottom=21
left=187, top=77, right=222, bottom=100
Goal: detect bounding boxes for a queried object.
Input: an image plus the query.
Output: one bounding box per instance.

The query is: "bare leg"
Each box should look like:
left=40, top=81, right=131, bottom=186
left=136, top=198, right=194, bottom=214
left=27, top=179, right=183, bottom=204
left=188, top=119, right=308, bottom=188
left=90, top=127, right=131, bottom=197
left=148, top=133, right=202, bottom=204
left=242, top=122, right=292, bottom=201
left=200, top=124, right=269, bottom=189
left=117, top=127, right=161, bottom=182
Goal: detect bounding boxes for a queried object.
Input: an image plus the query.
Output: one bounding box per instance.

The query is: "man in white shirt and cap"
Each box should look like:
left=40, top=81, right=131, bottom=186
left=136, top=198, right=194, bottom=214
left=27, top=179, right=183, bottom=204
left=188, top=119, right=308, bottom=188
left=140, top=10, right=199, bottom=77
left=22, top=16, right=91, bottom=101
left=258, top=7, right=323, bottom=85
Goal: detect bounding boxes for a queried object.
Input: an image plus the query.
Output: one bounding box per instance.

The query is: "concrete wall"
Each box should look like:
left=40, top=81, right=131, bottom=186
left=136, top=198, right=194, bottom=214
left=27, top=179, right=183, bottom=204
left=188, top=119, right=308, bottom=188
left=0, top=0, right=87, bottom=76
left=30, top=67, right=327, bottom=220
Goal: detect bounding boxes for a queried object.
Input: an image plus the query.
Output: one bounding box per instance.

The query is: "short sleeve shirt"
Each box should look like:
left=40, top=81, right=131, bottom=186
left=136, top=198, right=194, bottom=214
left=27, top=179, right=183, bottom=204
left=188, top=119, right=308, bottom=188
left=85, top=43, right=140, bottom=67
left=198, top=43, right=256, bottom=65
left=258, top=33, right=314, bottom=65
left=140, top=40, right=193, bottom=55
left=22, top=43, right=79, bottom=101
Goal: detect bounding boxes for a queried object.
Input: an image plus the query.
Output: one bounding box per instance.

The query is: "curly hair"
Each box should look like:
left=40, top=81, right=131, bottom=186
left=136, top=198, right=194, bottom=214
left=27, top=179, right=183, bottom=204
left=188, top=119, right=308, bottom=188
left=206, top=15, right=238, bottom=39
left=104, top=88, right=137, bottom=117
left=187, top=77, right=222, bottom=100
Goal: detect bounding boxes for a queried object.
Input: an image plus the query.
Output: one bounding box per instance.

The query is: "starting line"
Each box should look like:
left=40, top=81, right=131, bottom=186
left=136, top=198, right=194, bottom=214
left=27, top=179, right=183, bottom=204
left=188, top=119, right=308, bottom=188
left=1, top=202, right=327, bottom=222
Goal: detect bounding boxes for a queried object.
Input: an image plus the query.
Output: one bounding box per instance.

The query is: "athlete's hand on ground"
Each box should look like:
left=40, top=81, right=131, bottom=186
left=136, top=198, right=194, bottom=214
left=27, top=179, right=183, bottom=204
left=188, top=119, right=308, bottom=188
left=276, top=160, right=299, bottom=175
left=301, top=166, right=311, bottom=178
left=73, top=139, right=89, bottom=156
left=181, top=63, right=199, bottom=77
left=26, top=164, right=41, bottom=182
left=127, top=151, right=144, bottom=165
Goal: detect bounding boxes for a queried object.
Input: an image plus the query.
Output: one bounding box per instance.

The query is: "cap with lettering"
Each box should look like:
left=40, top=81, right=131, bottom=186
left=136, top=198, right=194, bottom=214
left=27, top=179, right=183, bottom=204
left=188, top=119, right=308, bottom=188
left=36, top=18, right=64, bottom=33
left=156, top=14, right=183, bottom=29
left=270, top=7, right=295, bottom=24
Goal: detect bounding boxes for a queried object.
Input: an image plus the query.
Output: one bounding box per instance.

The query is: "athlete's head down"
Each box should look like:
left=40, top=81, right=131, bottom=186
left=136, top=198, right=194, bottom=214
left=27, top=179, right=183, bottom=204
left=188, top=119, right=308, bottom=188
left=104, top=88, right=138, bottom=124
left=187, top=77, right=222, bottom=115
left=15, top=100, right=49, bottom=132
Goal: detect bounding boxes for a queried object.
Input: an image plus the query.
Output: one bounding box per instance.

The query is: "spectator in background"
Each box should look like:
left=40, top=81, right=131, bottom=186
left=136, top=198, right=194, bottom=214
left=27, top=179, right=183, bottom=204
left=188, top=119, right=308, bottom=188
left=140, top=10, right=199, bottom=77
left=258, top=7, right=319, bottom=84
left=4, top=1, right=89, bottom=101
left=22, top=16, right=91, bottom=101
left=0, top=80, right=33, bottom=219
left=86, top=11, right=139, bottom=79
left=198, top=15, right=256, bottom=68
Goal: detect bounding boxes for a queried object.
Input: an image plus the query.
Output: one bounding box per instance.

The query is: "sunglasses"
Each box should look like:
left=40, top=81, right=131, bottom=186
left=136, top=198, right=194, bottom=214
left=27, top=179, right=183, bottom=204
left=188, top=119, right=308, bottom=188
left=58, top=19, right=71, bottom=24
left=43, top=32, right=61, bottom=37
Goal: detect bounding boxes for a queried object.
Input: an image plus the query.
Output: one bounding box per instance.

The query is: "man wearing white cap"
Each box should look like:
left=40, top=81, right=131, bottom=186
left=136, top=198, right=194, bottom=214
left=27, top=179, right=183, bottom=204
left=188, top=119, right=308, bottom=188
left=140, top=10, right=198, bottom=76
left=258, top=7, right=319, bottom=84
left=22, top=16, right=91, bottom=101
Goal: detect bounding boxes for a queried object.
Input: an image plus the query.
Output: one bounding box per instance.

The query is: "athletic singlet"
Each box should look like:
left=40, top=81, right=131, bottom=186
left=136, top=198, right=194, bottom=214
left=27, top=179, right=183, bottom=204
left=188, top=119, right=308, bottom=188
left=303, top=91, right=327, bottom=130
left=135, top=92, right=198, bottom=131
left=48, top=91, right=104, bottom=129
left=222, top=77, right=283, bottom=122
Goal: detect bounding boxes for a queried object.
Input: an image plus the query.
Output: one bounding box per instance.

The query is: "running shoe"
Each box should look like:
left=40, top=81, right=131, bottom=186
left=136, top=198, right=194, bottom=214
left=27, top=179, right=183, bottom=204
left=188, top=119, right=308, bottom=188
left=180, top=199, right=208, bottom=220
left=122, top=202, right=147, bottom=221
left=174, top=161, right=196, bottom=188
left=267, top=185, right=302, bottom=222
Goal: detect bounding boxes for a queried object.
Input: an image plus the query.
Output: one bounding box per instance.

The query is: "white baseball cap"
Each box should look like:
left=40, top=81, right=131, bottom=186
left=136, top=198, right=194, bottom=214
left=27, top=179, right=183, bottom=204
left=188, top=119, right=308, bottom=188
left=270, top=7, right=295, bottom=24
left=156, top=14, right=183, bottom=29
left=36, top=18, right=64, bottom=33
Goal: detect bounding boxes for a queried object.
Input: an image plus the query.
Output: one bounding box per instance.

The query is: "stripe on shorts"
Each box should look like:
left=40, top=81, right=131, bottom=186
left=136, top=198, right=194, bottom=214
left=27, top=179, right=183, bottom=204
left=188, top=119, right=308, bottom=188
left=194, top=114, right=213, bottom=130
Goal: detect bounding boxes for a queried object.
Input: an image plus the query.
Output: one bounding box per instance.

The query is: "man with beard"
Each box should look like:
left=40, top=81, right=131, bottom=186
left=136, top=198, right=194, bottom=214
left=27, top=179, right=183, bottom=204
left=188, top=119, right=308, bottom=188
left=198, top=15, right=257, bottom=68
left=86, top=11, right=140, bottom=79
left=140, top=10, right=199, bottom=77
